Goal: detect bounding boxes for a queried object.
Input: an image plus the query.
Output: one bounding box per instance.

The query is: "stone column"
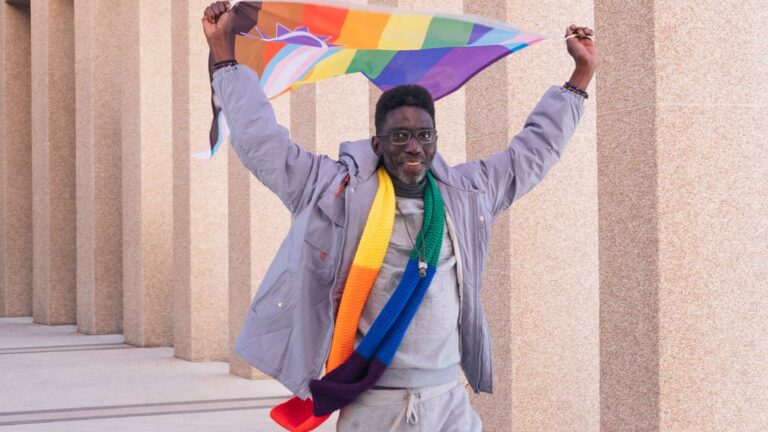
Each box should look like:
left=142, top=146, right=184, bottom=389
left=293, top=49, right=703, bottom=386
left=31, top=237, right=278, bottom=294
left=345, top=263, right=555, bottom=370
left=594, top=1, right=658, bottom=429
left=0, top=1, right=32, bottom=317
left=228, top=95, right=293, bottom=379
left=74, top=0, right=123, bottom=335
left=290, top=85, right=317, bottom=151
left=120, top=0, right=174, bottom=347
left=465, top=0, right=599, bottom=430
left=172, top=0, right=229, bottom=362
left=597, top=1, right=768, bottom=430
left=316, top=75, right=369, bottom=155
left=30, top=0, right=77, bottom=325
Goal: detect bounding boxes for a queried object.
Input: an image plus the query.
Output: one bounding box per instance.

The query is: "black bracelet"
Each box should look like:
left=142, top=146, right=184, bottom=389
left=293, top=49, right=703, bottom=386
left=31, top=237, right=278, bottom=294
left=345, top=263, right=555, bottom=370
left=563, top=81, right=588, bottom=99
left=212, top=59, right=238, bottom=72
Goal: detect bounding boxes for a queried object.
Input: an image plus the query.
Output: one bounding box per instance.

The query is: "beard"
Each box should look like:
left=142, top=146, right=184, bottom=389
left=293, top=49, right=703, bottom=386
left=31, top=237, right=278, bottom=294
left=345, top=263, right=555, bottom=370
left=381, top=154, right=429, bottom=184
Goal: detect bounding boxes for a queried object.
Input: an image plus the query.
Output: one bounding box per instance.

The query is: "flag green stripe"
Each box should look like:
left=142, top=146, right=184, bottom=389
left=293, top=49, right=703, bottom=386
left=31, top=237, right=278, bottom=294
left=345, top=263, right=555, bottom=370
left=345, top=50, right=398, bottom=79
left=421, top=17, right=474, bottom=49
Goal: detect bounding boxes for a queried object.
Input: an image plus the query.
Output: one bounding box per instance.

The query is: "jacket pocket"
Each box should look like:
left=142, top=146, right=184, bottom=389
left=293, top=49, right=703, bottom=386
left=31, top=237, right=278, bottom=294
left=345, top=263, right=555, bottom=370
left=250, top=271, right=295, bottom=335
left=303, top=191, right=343, bottom=282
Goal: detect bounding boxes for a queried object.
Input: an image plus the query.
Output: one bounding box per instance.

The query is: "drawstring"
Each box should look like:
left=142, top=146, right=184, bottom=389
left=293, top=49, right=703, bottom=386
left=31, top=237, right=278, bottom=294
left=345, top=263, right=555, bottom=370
left=405, top=389, right=420, bottom=424
left=355, top=382, right=454, bottom=432
left=388, top=389, right=421, bottom=432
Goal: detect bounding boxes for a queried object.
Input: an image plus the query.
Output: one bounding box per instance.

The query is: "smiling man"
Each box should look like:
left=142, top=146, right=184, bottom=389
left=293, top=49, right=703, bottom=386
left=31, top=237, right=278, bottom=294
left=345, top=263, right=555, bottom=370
left=203, top=1, right=595, bottom=431
left=373, top=89, right=438, bottom=186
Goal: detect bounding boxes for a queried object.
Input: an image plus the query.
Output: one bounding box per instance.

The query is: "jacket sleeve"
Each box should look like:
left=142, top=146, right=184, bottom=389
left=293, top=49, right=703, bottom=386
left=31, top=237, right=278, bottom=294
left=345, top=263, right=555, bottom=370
left=453, top=85, right=585, bottom=216
left=212, top=65, right=336, bottom=214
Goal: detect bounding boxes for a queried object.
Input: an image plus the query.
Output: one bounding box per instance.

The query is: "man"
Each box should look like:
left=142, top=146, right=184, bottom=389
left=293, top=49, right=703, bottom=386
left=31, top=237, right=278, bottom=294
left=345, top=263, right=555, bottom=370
left=203, top=2, right=595, bottom=430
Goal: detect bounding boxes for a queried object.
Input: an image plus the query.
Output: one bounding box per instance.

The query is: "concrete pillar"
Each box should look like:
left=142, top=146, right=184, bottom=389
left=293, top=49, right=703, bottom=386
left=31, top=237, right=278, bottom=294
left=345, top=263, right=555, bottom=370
left=228, top=95, right=293, bottom=379
left=597, top=1, right=768, bottom=430
left=594, top=1, right=658, bottom=429
left=316, top=74, right=369, bottom=156
left=0, top=1, right=32, bottom=317
left=120, top=0, right=174, bottom=347
left=74, top=0, right=122, bottom=335
left=466, top=0, right=599, bottom=430
left=290, top=86, right=317, bottom=152
left=172, top=0, right=229, bottom=362
left=30, top=0, right=76, bottom=325
left=463, top=2, right=512, bottom=427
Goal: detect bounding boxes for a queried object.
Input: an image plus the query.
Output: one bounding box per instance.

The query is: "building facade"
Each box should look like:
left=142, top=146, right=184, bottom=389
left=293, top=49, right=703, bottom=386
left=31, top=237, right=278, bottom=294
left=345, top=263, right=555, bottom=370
left=1, top=0, right=766, bottom=430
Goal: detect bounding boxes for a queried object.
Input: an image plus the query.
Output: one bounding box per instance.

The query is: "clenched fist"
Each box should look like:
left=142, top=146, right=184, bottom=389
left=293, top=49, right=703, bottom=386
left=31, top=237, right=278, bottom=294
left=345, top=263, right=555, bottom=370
left=565, top=25, right=596, bottom=69
left=564, top=24, right=597, bottom=91
left=202, top=1, right=236, bottom=63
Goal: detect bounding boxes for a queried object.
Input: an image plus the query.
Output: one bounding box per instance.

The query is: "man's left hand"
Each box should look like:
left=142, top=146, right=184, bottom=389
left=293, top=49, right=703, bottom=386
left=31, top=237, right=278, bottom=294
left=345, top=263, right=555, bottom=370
left=566, top=25, right=596, bottom=68
left=564, top=25, right=596, bottom=91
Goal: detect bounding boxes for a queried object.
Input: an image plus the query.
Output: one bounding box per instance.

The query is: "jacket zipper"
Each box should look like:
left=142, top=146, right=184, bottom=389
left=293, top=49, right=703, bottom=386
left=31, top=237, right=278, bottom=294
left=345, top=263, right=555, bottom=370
left=470, top=192, right=483, bottom=391
left=318, top=175, right=352, bottom=382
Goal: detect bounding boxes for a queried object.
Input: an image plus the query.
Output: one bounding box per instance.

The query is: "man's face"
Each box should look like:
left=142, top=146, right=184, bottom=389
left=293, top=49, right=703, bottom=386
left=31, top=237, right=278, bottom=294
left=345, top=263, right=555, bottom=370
left=372, top=106, right=437, bottom=184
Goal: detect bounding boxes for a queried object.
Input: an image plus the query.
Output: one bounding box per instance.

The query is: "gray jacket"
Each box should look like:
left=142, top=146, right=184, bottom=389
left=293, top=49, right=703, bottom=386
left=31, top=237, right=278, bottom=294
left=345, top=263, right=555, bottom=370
left=213, top=65, right=585, bottom=399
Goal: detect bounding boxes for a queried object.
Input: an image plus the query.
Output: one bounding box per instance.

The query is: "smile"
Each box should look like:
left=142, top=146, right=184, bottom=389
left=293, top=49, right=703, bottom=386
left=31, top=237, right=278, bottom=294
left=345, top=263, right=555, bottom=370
left=403, top=161, right=423, bottom=171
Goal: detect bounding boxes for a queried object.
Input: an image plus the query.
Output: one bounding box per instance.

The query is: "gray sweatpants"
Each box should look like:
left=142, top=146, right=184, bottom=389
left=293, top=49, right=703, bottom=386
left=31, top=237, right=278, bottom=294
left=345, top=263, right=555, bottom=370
left=336, top=382, right=482, bottom=432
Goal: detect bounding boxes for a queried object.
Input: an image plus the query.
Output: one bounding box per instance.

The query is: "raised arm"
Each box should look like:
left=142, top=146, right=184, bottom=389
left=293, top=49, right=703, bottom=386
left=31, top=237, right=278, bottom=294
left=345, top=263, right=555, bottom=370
left=203, top=1, right=335, bottom=213
left=454, top=25, right=596, bottom=216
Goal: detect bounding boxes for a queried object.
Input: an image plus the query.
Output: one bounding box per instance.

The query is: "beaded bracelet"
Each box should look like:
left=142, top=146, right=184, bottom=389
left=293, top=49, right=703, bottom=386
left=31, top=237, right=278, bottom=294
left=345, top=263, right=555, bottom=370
left=212, top=59, right=238, bottom=72
left=563, top=81, right=589, bottom=99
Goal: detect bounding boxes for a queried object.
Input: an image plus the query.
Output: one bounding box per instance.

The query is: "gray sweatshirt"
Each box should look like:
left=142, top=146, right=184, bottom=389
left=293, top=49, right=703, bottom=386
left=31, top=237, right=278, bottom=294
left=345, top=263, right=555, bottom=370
left=355, top=197, right=461, bottom=388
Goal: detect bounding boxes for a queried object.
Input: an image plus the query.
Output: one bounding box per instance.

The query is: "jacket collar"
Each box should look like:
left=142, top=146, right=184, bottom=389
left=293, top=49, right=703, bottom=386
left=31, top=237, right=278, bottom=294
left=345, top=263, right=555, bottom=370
left=338, top=139, right=470, bottom=190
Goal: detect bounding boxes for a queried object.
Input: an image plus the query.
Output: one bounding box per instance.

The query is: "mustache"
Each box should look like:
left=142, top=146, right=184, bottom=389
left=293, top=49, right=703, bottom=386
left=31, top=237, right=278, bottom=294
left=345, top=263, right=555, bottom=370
left=398, top=156, right=425, bottom=163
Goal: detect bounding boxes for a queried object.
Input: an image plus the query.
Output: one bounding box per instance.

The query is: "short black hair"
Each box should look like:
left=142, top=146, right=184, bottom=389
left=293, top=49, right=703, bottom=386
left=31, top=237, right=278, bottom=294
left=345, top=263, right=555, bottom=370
left=374, top=85, right=435, bottom=134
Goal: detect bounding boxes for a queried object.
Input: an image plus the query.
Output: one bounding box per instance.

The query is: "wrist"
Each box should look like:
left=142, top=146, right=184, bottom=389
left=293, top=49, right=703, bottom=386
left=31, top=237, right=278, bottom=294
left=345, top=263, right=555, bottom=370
left=568, top=63, right=596, bottom=91
left=563, top=81, right=588, bottom=99
left=207, top=35, right=235, bottom=63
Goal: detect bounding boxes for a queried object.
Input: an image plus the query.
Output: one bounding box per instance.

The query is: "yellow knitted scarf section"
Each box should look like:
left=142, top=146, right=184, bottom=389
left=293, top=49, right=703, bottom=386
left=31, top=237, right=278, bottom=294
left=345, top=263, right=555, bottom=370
left=326, top=166, right=394, bottom=370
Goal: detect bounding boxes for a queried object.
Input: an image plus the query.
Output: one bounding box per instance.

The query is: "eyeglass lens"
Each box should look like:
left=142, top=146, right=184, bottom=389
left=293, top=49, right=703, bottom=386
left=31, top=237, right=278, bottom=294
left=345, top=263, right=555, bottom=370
left=389, top=129, right=436, bottom=145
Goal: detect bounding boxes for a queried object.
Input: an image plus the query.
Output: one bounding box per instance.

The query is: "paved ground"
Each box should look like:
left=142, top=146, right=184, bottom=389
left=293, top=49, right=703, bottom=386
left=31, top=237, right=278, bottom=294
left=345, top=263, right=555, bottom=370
left=0, top=317, right=337, bottom=431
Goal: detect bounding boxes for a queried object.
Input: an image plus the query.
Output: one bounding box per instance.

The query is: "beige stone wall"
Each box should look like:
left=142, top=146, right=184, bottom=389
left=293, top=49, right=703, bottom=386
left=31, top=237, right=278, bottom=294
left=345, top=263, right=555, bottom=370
left=654, top=1, right=768, bottom=430
left=2, top=0, right=767, bottom=430
left=598, top=0, right=768, bottom=431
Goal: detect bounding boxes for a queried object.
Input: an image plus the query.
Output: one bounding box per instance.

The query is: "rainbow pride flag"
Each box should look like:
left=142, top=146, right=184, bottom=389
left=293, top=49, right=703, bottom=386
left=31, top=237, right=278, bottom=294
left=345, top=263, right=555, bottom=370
left=203, top=0, right=549, bottom=159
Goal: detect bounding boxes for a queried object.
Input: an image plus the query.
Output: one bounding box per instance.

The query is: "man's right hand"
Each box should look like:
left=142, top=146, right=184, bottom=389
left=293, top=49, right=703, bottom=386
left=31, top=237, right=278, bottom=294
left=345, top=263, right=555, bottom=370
left=202, top=1, right=236, bottom=63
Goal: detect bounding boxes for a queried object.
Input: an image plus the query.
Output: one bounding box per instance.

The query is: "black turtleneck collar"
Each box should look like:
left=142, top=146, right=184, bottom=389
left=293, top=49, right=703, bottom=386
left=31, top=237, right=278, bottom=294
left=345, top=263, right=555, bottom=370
left=390, top=173, right=427, bottom=198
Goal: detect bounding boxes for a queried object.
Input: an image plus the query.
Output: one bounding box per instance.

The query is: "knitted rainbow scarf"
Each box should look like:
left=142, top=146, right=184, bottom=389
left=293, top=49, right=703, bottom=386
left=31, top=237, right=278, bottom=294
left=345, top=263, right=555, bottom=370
left=270, top=167, right=445, bottom=432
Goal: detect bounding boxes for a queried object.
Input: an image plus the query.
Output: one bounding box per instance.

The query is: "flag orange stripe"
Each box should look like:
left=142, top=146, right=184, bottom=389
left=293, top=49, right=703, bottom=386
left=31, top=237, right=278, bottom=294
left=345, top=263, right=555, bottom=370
left=335, top=9, right=390, bottom=48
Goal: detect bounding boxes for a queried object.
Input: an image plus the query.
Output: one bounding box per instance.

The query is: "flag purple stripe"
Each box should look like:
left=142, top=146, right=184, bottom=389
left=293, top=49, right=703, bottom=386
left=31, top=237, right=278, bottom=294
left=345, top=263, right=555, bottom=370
left=370, top=47, right=452, bottom=89
left=415, top=44, right=512, bottom=99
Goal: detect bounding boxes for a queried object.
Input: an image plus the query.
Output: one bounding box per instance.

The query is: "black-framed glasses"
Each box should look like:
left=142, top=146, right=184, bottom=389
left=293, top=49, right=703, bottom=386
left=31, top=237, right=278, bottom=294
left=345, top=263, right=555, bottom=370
left=376, top=129, right=437, bottom=146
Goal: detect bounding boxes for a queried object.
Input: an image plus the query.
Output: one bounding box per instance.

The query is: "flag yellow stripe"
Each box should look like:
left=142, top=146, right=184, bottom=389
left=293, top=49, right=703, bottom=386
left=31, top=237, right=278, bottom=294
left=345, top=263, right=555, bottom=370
left=296, top=49, right=358, bottom=84
left=378, top=14, right=432, bottom=50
